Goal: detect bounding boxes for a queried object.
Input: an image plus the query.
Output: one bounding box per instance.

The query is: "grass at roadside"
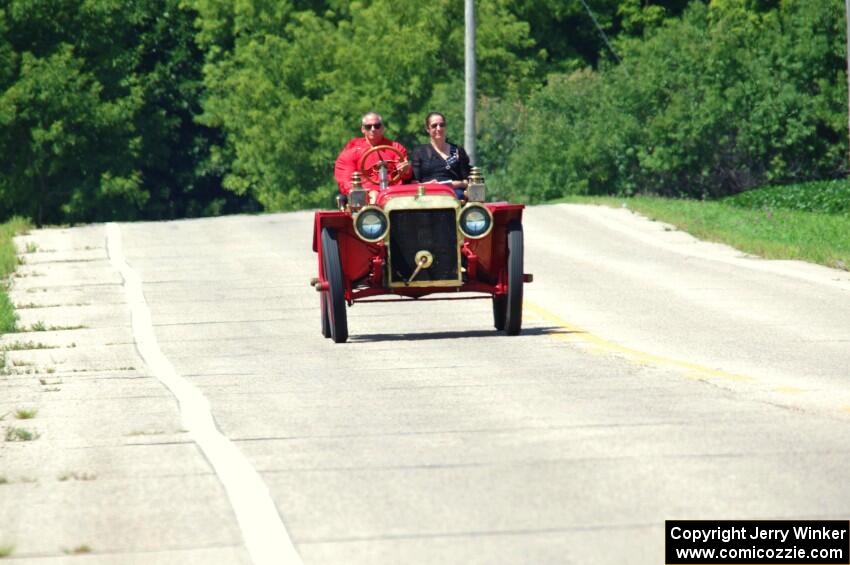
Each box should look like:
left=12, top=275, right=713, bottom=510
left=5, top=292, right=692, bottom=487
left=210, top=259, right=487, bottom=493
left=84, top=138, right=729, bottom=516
left=724, top=179, right=850, bottom=216
left=558, top=195, right=850, bottom=271
left=1, top=218, right=31, bottom=334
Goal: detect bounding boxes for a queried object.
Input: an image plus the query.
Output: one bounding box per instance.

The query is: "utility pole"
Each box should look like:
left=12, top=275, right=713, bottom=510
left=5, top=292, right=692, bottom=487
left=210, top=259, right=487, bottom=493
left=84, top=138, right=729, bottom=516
left=845, top=0, right=850, bottom=173
left=465, top=0, right=476, bottom=165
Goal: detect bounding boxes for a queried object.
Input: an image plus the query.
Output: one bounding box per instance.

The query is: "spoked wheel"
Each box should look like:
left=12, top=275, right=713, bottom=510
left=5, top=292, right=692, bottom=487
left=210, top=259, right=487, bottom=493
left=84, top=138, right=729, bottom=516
left=321, top=227, right=348, bottom=343
left=357, top=144, right=405, bottom=185
left=504, top=220, right=524, bottom=335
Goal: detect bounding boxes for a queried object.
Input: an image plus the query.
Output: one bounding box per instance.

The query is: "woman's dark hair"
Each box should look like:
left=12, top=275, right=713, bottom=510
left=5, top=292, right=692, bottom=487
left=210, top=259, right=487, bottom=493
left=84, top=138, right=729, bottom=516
left=424, top=112, right=445, bottom=132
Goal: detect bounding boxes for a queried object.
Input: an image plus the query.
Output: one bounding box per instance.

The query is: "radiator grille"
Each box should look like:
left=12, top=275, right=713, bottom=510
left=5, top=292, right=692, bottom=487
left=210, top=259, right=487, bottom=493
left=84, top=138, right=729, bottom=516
left=389, top=209, right=459, bottom=284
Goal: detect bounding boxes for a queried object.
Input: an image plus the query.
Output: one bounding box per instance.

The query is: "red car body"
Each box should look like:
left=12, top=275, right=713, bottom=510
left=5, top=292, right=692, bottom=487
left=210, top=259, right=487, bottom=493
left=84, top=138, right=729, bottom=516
left=312, top=177, right=529, bottom=343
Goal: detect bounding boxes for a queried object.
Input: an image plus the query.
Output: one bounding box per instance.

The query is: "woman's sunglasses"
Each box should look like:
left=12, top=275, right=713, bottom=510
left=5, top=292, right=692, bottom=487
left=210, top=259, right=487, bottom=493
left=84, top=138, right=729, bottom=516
left=429, top=122, right=446, bottom=130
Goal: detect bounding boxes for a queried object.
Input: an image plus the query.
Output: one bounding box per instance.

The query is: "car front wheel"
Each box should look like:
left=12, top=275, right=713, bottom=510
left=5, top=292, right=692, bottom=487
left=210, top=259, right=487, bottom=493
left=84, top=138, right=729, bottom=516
left=504, top=220, right=523, bottom=335
left=492, top=294, right=506, bottom=331
left=321, top=227, right=348, bottom=343
left=320, top=293, right=331, bottom=338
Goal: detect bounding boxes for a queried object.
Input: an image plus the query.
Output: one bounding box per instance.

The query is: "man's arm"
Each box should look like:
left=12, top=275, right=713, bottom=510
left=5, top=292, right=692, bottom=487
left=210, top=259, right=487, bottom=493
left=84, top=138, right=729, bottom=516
left=394, top=141, right=413, bottom=182
left=334, top=145, right=357, bottom=195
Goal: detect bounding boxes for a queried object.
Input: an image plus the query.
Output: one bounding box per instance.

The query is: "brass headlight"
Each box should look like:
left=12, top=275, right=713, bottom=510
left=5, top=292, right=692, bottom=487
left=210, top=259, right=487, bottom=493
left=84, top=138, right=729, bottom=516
left=354, top=206, right=389, bottom=242
left=458, top=204, right=493, bottom=239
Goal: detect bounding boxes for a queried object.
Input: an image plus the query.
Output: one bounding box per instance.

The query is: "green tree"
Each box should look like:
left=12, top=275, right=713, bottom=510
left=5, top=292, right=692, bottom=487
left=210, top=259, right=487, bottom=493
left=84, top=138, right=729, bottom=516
left=0, top=46, right=143, bottom=224
left=133, top=0, right=242, bottom=218
left=0, top=0, right=232, bottom=224
left=194, top=0, right=538, bottom=210
left=495, top=0, right=847, bottom=203
left=0, top=9, right=16, bottom=88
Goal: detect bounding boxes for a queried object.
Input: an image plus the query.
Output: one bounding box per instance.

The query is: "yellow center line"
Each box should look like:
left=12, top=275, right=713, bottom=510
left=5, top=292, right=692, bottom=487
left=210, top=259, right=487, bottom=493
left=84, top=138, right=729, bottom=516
left=523, top=301, right=850, bottom=419
left=524, top=300, right=755, bottom=383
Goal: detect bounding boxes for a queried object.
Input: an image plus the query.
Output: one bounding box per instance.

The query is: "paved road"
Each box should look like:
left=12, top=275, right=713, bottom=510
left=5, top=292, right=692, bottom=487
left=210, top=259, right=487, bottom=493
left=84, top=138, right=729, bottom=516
left=2, top=204, right=850, bottom=564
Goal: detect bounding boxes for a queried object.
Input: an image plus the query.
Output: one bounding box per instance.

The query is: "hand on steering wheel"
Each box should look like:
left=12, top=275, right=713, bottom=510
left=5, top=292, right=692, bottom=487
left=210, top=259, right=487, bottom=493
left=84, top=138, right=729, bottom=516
left=358, top=145, right=407, bottom=185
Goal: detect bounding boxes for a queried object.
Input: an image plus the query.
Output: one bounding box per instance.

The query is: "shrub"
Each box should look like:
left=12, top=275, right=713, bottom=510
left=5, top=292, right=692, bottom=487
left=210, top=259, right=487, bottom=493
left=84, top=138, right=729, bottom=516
left=724, top=179, right=850, bottom=216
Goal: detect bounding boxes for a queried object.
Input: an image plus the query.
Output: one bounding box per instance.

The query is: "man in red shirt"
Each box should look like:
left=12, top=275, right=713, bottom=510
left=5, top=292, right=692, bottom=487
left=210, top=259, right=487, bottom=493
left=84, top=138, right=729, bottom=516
left=334, top=112, right=412, bottom=198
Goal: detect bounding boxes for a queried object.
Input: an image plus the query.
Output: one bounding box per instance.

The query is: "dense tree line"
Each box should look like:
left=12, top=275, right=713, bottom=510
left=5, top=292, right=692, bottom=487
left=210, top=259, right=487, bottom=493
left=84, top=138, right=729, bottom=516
left=0, top=0, right=244, bottom=224
left=494, top=0, right=847, bottom=202
left=0, top=0, right=845, bottom=224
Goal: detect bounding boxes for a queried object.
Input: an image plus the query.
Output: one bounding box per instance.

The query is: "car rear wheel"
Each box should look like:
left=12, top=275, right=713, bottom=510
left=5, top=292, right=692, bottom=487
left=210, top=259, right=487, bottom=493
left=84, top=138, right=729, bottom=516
left=321, top=227, right=348, bottom=343
left=504, top=220, right=524, bottom=335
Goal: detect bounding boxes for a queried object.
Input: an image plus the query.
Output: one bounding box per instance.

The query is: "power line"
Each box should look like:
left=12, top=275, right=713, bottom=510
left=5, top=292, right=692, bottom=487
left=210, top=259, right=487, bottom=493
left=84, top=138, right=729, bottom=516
left=578, top=0, right=624, bottom=67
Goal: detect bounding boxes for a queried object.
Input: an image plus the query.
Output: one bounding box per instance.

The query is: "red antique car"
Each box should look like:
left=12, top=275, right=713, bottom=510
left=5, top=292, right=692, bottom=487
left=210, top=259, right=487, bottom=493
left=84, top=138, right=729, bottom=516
left=311, top=145, right=531, bottom=343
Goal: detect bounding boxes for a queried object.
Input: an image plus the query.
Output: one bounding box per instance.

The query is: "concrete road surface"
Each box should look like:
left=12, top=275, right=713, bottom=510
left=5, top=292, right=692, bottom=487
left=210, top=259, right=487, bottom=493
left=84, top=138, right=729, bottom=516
left=2, top=204, right=849, bottom=564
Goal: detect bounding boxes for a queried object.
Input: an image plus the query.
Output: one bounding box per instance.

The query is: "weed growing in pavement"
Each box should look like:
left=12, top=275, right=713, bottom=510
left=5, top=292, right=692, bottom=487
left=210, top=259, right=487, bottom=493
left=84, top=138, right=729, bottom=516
left=63, top=545, right=92, bottom=555
left=4, top=427, right=39, bottom=441
left=14, top=408, right=37, bottom=420
left=126, top=429, right=165, bottom=436
left=19, top=322, right=85, bottom=332
left=0, top=476, right=7, bottom=484
left=0, top=544, right=14, bottom=557
left=1, top=341, right=56, bottom=351
left=25, top=242, right=38, bottom=253
left=57, top=472, right=96, bottom=482
left=16, top=256, right=24, bottom=266
left=49, top=324, right=86, bottom=331
left=15, top=303, right=60, bottom=309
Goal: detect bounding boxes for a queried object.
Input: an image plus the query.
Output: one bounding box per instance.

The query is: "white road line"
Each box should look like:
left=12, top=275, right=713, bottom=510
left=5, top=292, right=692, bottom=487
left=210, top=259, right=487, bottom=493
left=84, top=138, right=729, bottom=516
left=106, top=223, right=302, bottom=565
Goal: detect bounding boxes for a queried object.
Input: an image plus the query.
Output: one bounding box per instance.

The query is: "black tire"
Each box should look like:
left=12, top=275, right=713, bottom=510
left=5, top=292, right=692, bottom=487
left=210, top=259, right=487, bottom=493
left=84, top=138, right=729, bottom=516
left=504, top=220, right=524, bottom=335
left=492, top=295, right=506, bottom=330
left=320, top=293, right=331, bottom=338
left=321, top=227, right=348, bottom=343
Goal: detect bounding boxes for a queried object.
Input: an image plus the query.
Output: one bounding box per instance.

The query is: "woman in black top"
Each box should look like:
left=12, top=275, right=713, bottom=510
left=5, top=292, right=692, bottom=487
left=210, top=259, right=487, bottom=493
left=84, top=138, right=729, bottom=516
left=411, top=112, right=472, bottom=199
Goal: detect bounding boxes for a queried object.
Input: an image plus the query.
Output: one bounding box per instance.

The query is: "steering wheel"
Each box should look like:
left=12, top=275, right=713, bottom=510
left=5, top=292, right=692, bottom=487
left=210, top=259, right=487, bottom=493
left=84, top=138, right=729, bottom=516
left=358, top=145, right=405, bottom=185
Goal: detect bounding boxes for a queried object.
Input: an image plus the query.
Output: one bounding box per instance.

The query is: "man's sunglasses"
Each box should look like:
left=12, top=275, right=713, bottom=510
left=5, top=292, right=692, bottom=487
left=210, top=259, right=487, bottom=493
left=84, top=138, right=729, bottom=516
left=362, top=123, right=383, bottom=130
left=429, top=122, right=446, bottom=130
